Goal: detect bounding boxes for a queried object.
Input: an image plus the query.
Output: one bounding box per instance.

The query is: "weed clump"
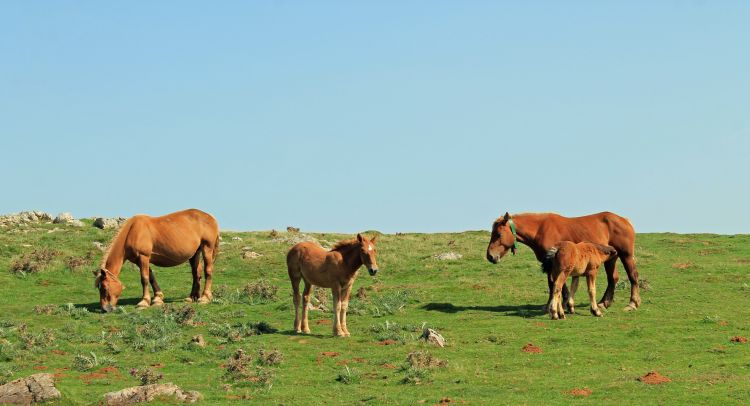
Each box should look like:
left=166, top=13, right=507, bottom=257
left=209, top=321, right=277, bottom=343
left=224, top=349, right=274, bottom=389
left=9, top=248, right=61, bottom=275
left=73, top=352, right=115, bottom=371
left=399, top=351, right=447, bottom=385
left=243, top=280, right=279, bottom=304
left=335, top=365, right=360, bottom=385
left=257, top=348, right=283, bottom=366
left=163, top=304, right=197, bottom=325
left=66, top=252, right=95, bottom=271
left=130, top=367, right=164, bottom=385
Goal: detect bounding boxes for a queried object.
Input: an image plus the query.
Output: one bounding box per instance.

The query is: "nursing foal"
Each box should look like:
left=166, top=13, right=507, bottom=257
left=287, top=234, right=379, bottom=337
left=542, top=241, right=618, bottom=320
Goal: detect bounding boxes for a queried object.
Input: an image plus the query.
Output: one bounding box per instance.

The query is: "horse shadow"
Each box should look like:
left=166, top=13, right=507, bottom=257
left=421, top=302, right=546, bottom=318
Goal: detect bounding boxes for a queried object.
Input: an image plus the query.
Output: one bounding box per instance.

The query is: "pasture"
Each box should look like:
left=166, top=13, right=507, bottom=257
left=0, top=220, right=749, bottom=404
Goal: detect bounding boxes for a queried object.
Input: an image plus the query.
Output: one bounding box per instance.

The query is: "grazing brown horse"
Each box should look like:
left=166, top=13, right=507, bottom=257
left=287, top=234, right=379, bottom=337
left=486, top=212, right=641, bottom=311
left=93, top=209, right=219, bottom=312
left=542, top=241, right=618, bottom=320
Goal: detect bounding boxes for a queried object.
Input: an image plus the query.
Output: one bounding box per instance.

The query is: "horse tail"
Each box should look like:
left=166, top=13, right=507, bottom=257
left=212, top=234, right=220, bottom=262
left=541, top=247, right=558, bottom=274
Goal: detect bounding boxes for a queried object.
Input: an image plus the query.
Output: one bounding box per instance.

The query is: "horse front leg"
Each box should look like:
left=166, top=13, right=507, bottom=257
left=566, top=276, right=579, bottom=314
left=301, top=282, right=312, bottom=334
left=331, top=286, right=344, bottom=337
left=340, top=284, right=353, bottom=337
left=621, top=254, right=641, bottom=311
left=136, top=255, right=152, bottom=308
left=149, top=267, right=164, bottom=306
left=198, top=243, right=215, bottom=304
left=549, top=272, right=567, bottom=320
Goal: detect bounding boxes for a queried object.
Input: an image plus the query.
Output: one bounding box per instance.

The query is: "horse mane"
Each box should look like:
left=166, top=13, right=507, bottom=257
left=330, top=238, right=360, bottom=253
left=99, top=218, right=133, bottom=269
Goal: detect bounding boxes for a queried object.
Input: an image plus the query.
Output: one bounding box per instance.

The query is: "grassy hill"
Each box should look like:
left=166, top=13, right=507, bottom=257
left=1, top=220, right=749, bottom=404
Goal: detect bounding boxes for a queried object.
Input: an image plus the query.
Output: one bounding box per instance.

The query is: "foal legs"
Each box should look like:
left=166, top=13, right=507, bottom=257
left=567, top=276, right=579, bottom=314
left=290, top=274, right=302, bottom=333
left=137, top=255, right=152, bottom=308
left=548, top=272, right=567, bottom=320
left=186, top=252, right=202, bottom=303
left=339, top=284, right=353, bottom=337
left=149, top=267, right=165, bottom=306
left=300, top=282, right=312, bottom=334
left=331, top=285, right=345, bottom=337
left=587, top=272, right=603, bottom=317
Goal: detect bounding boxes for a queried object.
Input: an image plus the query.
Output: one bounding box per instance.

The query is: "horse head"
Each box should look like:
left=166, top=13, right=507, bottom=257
left=486, top=212, right=518, bottom=263
left=93, top=268, right=124, bottom=312
left=356, top=233, right=379, bottom=276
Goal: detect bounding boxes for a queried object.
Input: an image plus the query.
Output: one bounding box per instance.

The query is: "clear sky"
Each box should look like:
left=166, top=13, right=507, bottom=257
left=1, top=2, right=748, bottom=234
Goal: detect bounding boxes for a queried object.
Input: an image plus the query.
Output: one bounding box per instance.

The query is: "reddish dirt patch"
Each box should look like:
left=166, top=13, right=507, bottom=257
left=522, top=343, right=542, bottom=353
left=471, top=284, right=486, bottom=290
left=731, top=336, right=748, bottom=343
left=37, top=280, right=50, bottom=286
left=382, top=363, right=397, bottom=369
left=320, top=351, right=340, bottom=357
left=638, top=371, right=671, bottom=385
left=352, top=357, right=367, bottom=363
left=336, top=360, right=349, bottom=366
left=567, top=388, right=592, bottom=397
left=672, top=262, right=692, bottom=269
left=150, top=363, right=165, bottom=369
left=33, top=365, right=48, bottom=370
left=533, top=322, right=546, bottom=328
left=436, top=397, right=453, bottom=405
left=80, top=366, right=122, bottom=383
left=377, top=339, right=398, bottom=346
left=718, top=321, right=729, bottom=327
left=51, top=350, right=68, bottom=356
left=316, top=319, right=332, bottom=325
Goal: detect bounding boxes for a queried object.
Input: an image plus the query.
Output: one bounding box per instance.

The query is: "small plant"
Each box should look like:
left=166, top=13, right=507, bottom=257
left=66, top=252, right=94, bottom=271
left=129, top=367, right=164, bottom=385
left=243, top=280, right=279, bottom=304
left=163, top=304, right=197, bottom=325
left=399, top=351, right=447, bottom=385
left=0, top=364, right=16, bottom=385
left=9, top=248, right=61, bottom=275
left=209, top=321, right=277, bottom=343
left=33, top=304, right=56, bottom=315
left=335, top=365, right=360, bottom=385
left=257, top=348, right=283, bottom=366
left=0, top=341, right=18, bottom=362
left=73, top=352, right=115, bottom=371
left=369, top=290, right=412, bottom=317
left=58, top=303, right=89, bottom=319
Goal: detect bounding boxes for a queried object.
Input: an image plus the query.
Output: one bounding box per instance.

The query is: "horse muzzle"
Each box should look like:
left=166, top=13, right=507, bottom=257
left=368, top=268, right=378, bottom=276
left=102, top=304, right=115, bottom=313
left=486, top=252, right=499, bottom=264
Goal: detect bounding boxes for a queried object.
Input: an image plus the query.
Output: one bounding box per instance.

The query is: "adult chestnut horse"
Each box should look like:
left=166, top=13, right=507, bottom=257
left=486, top=212, right=641, bottom=311
left=287, top=234, right=379, bottom=337
left=93, top=209, right=219, bottom=312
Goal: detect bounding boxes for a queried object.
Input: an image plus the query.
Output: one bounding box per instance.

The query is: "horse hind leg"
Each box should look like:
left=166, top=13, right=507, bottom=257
left=186, top=251, right=202, bottom=303
left=149, top=267, right=165, bottom=306
left=301, top=281, right=312, bottom=334
left=587, top=272, right=603, bottom=317
left=198, top=242, right=215, bottom=304
left=288, top=265, right=303, bottom=333
left=598, top=257, right=619, bottom=309
left=621, top=254, right=641, bottom=311
left=136, top=255, right=152, bottom=308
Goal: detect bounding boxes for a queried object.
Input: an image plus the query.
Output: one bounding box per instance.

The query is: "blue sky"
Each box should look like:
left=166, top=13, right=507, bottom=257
left=1, top=2, right=748, bottom=234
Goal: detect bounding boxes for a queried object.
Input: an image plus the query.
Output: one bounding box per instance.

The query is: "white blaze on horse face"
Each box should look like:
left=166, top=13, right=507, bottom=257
left=368, top=245, right=373, bottom=252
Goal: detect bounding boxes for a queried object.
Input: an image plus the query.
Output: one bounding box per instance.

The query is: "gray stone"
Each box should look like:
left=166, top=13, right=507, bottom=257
left=103, top=383, right=201, bottom=405
left=94, top=217, right=125, bottom=229
left=433, top=252, right=463, bottom=261
left=0, top=373, right=61, bottom=404
left=420, top=328, right=446, bottom=347
left=53, top=212, right=74, bottom=224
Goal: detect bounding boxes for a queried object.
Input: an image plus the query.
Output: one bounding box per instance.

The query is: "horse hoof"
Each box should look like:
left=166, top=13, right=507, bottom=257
left=136, top=300, right=150, bottom=309
left=184, top=297, right=195, bottom=303
left=623, top=303, right=637, bottom=312
left=597, top=301, right=611, bottom=309
left=197, top=297, right=210, bottom=304
left=151, top=298, right=164, bottom=306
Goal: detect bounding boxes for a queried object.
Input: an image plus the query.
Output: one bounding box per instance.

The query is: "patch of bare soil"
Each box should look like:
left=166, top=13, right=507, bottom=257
left=80, top=367, right=122, bottom=384
left=382, top=363, right=397, bottom=369
left=320, top=352, right=340, bottom=357
left=730, top=336, right=748, bottom=343
left=567, top=388, right=592, bottom=397
left=672, top=262, right=692, bottom=269
left=522, top=343, right=542, bottom=353
left=315, top=319, right=331, bottom=325
left=51, top=349, right=68, bottom=356
left=377, top=339, right=398, bottom=346
left=638, top=371, right=671, bottom=385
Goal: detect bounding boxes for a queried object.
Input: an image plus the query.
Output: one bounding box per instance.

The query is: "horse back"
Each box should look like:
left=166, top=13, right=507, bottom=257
left=542, top=212, right=634, bottom=255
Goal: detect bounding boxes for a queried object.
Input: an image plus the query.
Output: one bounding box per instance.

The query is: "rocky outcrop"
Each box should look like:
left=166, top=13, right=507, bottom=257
left=0, top=373, right=61, bottom=404
left=103, top=383, right=201, bottom=405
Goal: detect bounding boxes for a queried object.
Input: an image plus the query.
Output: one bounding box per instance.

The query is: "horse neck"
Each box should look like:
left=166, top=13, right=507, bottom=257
left=513, top=214, right=543, bottom=251
left=339, top=244, right=363, bottom=273
left=101, top=220, right=132, bottom=276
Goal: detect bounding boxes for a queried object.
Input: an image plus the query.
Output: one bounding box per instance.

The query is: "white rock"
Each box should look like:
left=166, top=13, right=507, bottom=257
left=53, top=212, right=75, bottom=224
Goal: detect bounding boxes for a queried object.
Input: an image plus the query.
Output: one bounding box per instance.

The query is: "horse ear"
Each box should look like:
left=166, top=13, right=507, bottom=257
left=357, top=233, right=364, bottom=243
left=370, top=235, right=377, bottom=243
left=503, top=212, right=511, bottom=221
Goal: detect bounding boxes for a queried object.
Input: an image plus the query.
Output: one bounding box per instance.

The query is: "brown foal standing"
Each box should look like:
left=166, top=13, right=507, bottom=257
left=542, top=241, right=618, bottom=320
left=287, top=234, right=379, bottom=337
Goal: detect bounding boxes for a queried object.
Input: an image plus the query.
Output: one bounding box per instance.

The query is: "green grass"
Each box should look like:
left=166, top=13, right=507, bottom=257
left=1, top=221, right=749, bottom=404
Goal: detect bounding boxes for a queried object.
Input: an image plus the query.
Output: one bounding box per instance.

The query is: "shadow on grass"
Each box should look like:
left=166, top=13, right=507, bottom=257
left=421, top=302, right=546, bottom=318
